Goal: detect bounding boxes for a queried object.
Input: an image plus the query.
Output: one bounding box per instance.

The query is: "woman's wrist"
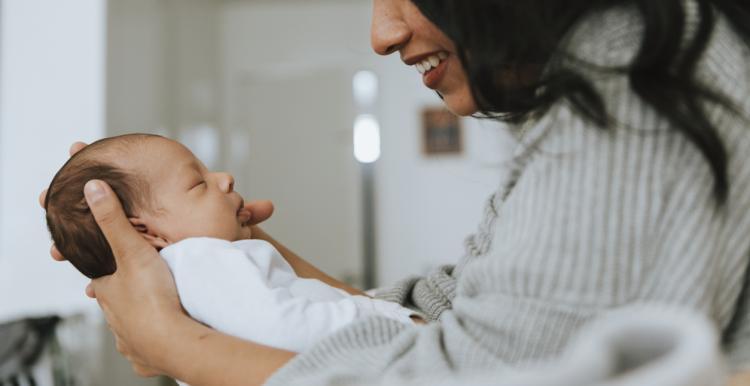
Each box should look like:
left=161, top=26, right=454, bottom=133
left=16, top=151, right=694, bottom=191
left=154, top=313, right=224, bottom=382
left=249, top=225, right=269, bottom=241
left=145, top=311, right=200, bottom=378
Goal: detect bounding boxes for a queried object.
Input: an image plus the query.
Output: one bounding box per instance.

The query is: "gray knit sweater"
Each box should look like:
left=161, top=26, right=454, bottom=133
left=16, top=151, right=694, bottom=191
left=266, top=4, right=750, bottom=385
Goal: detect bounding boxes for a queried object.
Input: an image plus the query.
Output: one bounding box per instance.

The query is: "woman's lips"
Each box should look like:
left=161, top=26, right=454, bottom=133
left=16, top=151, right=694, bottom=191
left=410, top=51, right=449, bottom=90
left=423, top=58, right=448, bottom=89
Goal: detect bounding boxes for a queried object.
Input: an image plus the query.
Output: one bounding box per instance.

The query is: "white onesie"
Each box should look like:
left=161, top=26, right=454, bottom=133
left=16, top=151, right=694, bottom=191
left=160, top=237, right=414, bottom=354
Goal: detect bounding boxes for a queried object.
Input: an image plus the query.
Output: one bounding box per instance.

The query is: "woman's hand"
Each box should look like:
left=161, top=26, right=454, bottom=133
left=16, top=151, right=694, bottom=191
left=730, top=371, right=750, bottom=386
left=84, top=179, right=185, bottom=375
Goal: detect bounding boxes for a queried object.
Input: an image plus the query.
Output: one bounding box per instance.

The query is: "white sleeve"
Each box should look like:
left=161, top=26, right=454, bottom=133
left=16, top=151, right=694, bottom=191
left=161, top=238, right=364, bottom=353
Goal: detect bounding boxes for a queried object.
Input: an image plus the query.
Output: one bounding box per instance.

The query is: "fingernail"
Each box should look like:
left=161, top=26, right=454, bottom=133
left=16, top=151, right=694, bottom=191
left=84, top=180, right=106, bottom=203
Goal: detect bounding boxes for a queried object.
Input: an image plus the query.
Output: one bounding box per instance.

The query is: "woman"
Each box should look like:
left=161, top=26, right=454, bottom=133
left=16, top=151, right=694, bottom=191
left=42, top=0, right=750, bottom=384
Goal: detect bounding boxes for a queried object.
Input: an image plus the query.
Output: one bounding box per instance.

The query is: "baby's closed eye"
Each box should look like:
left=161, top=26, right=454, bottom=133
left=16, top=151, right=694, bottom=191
left=190, top=181, right=206, bottom=190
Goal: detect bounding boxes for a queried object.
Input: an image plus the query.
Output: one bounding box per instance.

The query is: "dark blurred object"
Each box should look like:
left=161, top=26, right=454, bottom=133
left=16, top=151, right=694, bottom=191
left=422, top=107, right=463, bottom=155
left=0, top=316, right=64, bottom=386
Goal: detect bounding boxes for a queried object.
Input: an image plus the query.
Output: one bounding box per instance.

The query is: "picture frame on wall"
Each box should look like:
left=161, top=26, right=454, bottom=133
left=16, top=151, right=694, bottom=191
left=422, top=107, right=462, bottom=156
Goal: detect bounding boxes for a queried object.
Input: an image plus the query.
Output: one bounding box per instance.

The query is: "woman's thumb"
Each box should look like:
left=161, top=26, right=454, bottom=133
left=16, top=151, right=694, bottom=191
left=84, top=180, right=151, bottom=266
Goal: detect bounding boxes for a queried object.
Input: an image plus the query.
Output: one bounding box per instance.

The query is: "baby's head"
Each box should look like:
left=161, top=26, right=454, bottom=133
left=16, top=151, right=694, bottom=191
left=45, top=134, right=251, bottom=279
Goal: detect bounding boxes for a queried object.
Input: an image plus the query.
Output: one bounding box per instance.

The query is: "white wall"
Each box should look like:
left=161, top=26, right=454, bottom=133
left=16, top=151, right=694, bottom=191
left=0, top=0, right=106, bottom=322
left=106, top=0, right=170, bottom=136
left=373, top=56, right=516, bottom=286
left=219, top=1, right=518, bottom=287
left=107, top=0, right=222, bottom=145
left=220, top=1, right=372, bottom=284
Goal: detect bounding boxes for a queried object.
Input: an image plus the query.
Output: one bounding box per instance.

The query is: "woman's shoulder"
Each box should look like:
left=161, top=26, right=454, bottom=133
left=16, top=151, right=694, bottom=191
left=561, top=3, right=643, bottom=67
left=562, top=0, right=750, bottom=105
left=555, top=0, right=750, bottom=164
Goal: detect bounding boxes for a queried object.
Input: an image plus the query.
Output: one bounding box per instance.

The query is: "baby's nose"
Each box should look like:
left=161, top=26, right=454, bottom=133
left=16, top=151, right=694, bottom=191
left=218, top=172, right=235, bottom=192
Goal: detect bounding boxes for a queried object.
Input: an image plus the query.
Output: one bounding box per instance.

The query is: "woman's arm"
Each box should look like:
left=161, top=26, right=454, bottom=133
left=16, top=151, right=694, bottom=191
left=160, top=315, right=295, bottom=386
left=730, top=372, right=750, bottom=386
left=250, top=226, right=368, bottom=297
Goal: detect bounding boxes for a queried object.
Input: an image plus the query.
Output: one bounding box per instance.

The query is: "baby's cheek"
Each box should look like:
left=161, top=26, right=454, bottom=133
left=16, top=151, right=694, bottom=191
left=208, top=218, right=243, bottom=242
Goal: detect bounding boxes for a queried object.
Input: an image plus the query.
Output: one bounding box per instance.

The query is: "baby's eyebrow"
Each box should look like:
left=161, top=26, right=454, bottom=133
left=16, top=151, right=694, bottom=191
left=178, top=160, right=202, bottom=174
left=176, top=161, right=204, bottom=189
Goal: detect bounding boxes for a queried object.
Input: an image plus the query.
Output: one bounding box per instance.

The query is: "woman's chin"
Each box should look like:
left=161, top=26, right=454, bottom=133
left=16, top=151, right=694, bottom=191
left=444, top=94, right=478, bottom=117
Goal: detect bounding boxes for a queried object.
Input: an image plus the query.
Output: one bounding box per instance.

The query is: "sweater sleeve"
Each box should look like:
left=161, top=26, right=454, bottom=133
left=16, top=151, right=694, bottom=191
left=374, top=264, right=458, bottom=322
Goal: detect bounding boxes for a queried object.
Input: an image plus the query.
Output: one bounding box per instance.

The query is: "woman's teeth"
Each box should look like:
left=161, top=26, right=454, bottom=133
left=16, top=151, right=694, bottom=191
left=416, top=52, right=448, bottom=75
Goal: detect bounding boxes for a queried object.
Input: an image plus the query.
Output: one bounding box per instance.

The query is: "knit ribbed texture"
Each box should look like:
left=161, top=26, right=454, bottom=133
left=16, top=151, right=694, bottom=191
left=266, top=4, right=750, bottom=385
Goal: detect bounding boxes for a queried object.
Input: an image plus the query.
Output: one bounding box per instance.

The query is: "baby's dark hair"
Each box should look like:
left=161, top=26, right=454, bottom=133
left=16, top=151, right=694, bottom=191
left=45, top=134, right=159, bottom=279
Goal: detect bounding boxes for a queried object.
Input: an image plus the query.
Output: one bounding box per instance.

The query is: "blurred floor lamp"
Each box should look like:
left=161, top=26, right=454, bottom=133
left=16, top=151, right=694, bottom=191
left=353, top=71, right=380, bottom=289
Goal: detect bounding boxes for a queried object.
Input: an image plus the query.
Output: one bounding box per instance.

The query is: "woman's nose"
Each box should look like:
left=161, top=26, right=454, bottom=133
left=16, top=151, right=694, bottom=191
left=371, top=0, right=412, bottom=56
left=217, top=172, right=234, bottom=193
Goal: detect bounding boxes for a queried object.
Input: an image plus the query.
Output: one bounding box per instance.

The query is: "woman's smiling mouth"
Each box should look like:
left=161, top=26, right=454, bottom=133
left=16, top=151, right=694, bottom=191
left=408, top=51, right=450, bottom=89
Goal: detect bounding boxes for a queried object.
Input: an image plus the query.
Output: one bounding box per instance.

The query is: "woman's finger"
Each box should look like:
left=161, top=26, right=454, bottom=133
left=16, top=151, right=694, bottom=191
left=244, top=200, right=274, bottom=225
left=70, top=141, right=88, bottom=156
left=85, top=282, right=96, bottom=298
left=50, top=244, right=66, bottom=262
left=39, top=189, right=48, bottom=208
left=83, top=180, right=155, bottom=267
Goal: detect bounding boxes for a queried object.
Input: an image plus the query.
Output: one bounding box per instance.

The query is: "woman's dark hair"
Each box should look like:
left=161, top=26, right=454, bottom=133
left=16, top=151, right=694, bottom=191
left=411, top=0, right=750, bottom=204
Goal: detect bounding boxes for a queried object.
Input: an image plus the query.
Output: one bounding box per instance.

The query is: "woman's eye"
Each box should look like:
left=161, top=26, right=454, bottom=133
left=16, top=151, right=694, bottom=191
left=191, top=181, right=206, bottom=190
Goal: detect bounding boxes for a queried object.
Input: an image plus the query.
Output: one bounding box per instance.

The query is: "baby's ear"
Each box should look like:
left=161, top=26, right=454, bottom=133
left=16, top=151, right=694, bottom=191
left=128, top=217, right=169, bottom=250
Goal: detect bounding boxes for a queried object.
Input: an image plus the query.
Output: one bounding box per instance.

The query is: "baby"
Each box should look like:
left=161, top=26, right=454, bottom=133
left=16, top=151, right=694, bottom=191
left=44, top=133, right=414, bottom=355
